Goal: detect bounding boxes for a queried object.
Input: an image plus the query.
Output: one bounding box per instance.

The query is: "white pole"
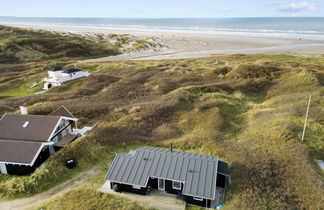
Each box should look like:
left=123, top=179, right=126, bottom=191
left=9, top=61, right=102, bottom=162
left=301, top=93, right=312, bottom=142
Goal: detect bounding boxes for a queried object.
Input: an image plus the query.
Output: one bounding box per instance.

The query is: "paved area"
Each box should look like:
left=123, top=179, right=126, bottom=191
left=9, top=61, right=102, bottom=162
left=100, top=181, right=185, bottom=210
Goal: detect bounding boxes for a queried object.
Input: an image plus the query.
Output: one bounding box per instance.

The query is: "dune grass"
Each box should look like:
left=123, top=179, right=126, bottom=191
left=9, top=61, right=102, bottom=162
left=33, top=187, right=153, bottom=210
left=0, top=25, right=120, bottom=63
left=0, top=54, right=323, bottom=209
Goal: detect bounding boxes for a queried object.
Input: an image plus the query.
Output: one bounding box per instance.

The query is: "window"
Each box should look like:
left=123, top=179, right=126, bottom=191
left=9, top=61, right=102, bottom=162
left=216, top=174, right=227, bottom=188
left=158, top=178, right=165, bottom=190
left=132, top=185, right=141, bottom=189
left=172, top=181, right=181, bottom=190
left=193, top=197, right=203, bottom=201
left=52, top=136, right=59, bottom=143
left=67, top=126, right=72, bottom=133
left=22, top=121, right=30, bottom=128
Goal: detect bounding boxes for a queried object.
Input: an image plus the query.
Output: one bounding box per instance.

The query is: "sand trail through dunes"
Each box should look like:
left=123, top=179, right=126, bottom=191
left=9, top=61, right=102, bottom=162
left=0, top=168, right=100, bottom=210
left=80, top=42, right=324, bottom=62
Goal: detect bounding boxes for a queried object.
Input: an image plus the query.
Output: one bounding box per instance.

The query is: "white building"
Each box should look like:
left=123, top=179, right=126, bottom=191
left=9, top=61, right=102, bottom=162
left=43, top=67, right=90, bottom=90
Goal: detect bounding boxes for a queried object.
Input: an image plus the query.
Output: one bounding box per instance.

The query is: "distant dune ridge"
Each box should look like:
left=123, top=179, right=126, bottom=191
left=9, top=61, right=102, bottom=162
left=0, top=25, right=123, bottom=63
left=0, top=25, right=164, bottom=64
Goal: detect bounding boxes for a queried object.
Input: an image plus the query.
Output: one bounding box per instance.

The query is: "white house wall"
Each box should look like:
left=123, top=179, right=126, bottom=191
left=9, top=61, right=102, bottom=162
left=59, top=71, right=90, bottom=83
left=48, top=71, right=63, bottom=78
left=47, top=71, right=90, bottom=84
left=0, top=163, right=8, bottom=174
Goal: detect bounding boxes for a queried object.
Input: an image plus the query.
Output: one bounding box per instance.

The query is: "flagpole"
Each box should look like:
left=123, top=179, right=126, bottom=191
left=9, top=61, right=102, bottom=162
left=301, top=93, right=312, bottom=143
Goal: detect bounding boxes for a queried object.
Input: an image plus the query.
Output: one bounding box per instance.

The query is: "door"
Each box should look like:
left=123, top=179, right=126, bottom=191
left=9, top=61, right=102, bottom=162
left=0, top=163, right=8, bottom=174
left=158, top=178, right=165, bottom=190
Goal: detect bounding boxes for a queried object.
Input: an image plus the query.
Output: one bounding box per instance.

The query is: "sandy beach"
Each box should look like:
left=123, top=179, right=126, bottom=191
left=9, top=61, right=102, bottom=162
left=3, top=23, right=324, bottom=61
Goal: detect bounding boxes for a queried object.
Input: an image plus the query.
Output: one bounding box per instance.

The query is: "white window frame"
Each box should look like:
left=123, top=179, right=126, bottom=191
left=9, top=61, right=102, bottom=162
left=158, top=178, right=165, bottom=190
left=0, top=163, right=8, bottom=174
left=172, top=181, right=181, bottom=190
left=132, top=185, right=141, bottom=189
left=193, top=197, right=203, bottom=201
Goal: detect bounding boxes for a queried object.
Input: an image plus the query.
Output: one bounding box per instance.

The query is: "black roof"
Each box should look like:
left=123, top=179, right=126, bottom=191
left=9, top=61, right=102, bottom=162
left=63, top=68, right=81, bottom=73
left=50, top=66, right=66, bottom=72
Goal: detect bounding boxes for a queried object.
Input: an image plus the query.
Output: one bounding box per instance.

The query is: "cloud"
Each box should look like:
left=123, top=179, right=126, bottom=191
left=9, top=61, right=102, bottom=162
left=278, top=2, right=316, bottom=12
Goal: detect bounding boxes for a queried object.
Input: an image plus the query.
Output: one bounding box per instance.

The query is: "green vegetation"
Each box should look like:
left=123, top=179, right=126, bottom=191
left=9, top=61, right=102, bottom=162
left=0, top=54, right=323, bottom=209
left=105, top=34, right=165, bottom=52
left=0, top=25, right=120, bottom=63
left=35, top=187, right=153, bottom=210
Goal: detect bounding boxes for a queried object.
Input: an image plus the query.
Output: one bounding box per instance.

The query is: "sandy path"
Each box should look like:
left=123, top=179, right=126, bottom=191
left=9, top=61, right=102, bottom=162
left=0, top=168, right=100, bottom=210
left=80, top=42, right=324, bottom=62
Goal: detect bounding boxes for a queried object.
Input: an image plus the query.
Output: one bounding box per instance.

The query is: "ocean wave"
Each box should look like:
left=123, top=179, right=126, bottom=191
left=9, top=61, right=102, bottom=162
left=1, top=20, right=324, bottom=41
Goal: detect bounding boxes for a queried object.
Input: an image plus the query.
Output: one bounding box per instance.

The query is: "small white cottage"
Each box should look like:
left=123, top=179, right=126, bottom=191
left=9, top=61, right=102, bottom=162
left=43, top=67, right=90, bottom=90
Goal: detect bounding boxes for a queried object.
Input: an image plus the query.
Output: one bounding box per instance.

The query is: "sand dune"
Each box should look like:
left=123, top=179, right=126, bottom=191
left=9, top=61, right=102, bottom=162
left=4, top=23, right=324, bottom=61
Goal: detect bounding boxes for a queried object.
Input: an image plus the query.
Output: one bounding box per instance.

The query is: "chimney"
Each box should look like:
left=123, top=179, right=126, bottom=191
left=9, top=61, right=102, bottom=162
left=170, top=143, right=173, bottom=152
left=20, top=106, right=28, bottom=115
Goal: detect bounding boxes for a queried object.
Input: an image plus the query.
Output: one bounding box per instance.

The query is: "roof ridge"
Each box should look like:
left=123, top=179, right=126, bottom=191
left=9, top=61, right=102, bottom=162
left=138, top=146, right=218, bottom=160
left=136, top=150, right=218, bottom=163
left=0, top=138, right=46, bottom=144
left=5, top=113, right=61, bottom=119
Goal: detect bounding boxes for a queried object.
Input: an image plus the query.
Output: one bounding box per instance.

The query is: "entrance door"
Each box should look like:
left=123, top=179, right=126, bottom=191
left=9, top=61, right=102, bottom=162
left=158, top=178, right=165, bottom=190
left=0, top=163, right=8, bottom=174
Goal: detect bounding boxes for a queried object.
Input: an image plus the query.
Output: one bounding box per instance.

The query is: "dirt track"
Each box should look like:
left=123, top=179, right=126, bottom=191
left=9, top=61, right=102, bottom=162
left=0, top=168, right=100, bottom=210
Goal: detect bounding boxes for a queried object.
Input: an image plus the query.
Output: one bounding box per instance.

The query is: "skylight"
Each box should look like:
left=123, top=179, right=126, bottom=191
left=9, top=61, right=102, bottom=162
left=22, top=121, right=30, bottom=128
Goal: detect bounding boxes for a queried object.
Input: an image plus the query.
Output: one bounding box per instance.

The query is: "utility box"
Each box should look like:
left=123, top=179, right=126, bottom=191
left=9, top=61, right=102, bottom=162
left=65, top=159, right=77, bottom=169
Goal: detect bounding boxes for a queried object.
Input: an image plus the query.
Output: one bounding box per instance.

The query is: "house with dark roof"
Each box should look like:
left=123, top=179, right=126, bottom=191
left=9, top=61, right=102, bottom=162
left=0, top=106, right=81, bottom=175
left=106, top=146, right=229, bottom=208
left=43, top=66, right=90, bottom=90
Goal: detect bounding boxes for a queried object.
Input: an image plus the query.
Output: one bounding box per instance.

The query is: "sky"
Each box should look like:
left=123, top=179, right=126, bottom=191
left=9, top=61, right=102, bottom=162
left=0, top=0, right=323, bottom=18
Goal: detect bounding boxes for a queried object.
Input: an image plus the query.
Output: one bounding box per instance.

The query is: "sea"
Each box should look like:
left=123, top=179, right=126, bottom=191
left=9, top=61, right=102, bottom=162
left=1, top=17, right=324, bottom=40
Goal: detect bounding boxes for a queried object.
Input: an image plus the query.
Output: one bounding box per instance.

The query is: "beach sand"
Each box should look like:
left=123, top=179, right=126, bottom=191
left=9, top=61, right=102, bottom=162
left=4, top=23, right=324, bottom=61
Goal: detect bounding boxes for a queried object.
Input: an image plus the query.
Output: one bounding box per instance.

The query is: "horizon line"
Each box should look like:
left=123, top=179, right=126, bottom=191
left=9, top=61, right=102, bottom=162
left=1, top=16, right=324, bottom=19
